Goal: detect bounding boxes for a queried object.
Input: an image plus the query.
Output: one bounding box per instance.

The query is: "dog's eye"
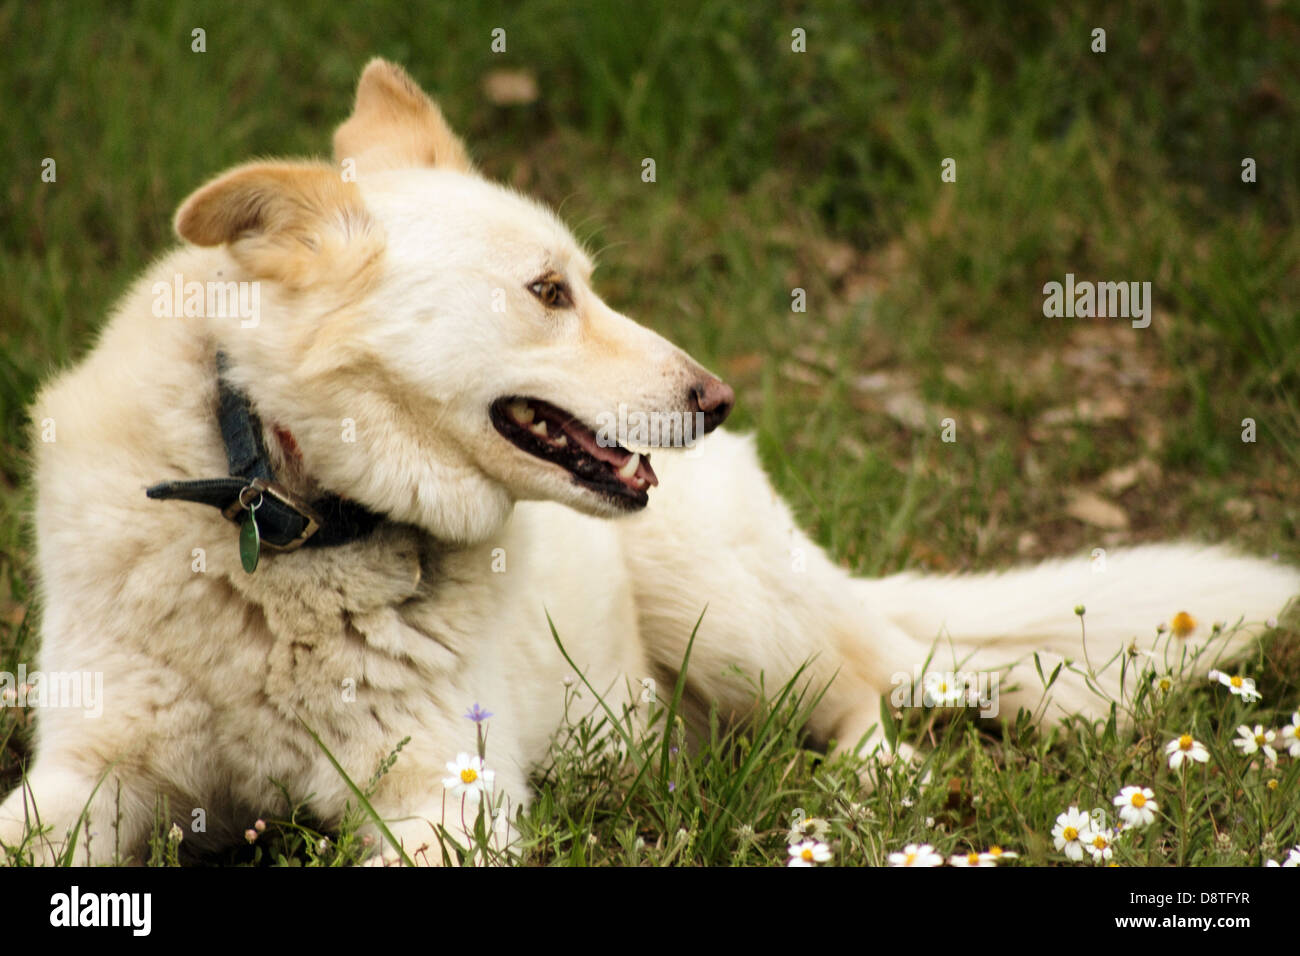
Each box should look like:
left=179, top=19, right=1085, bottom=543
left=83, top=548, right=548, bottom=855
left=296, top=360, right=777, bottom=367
left=527, top=277, right=573, bottom=309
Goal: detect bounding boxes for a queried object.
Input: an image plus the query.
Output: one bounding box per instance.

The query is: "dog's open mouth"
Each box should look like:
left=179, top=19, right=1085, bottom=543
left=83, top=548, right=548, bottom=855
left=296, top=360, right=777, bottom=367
left=490, top=397, right=659, bottom=507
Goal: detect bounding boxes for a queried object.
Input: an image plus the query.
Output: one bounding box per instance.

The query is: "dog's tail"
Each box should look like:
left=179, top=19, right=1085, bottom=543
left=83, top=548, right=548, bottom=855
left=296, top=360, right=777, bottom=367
left=856, top=543, right=1300, bottom=720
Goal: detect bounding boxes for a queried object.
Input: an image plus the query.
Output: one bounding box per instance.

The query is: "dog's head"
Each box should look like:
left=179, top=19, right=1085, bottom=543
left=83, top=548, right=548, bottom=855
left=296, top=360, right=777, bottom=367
left=173, top=59, right=731, bottom=542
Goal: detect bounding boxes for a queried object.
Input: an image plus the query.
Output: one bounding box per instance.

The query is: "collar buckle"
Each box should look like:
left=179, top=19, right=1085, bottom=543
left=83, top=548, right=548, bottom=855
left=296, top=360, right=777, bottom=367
left=221, top=477, right=323, bottom=552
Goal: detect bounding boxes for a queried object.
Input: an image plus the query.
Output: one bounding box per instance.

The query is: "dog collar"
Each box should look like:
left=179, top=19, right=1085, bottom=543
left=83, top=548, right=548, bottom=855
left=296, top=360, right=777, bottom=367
left=146, top=352, right=383, bottom=571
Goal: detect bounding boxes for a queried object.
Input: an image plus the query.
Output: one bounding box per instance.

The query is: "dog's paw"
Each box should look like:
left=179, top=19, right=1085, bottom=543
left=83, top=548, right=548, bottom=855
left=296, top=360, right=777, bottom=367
left=0, top=819, right=70, bottom=866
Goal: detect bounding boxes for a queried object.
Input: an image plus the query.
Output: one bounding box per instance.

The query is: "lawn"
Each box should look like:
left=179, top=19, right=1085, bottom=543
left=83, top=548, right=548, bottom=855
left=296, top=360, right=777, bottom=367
left=1, top=0, right=1298, bottom=866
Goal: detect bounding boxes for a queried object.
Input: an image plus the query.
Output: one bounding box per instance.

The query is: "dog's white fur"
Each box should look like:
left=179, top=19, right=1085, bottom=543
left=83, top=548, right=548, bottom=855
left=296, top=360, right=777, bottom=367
left=3, top=60, right=1296, bottom=864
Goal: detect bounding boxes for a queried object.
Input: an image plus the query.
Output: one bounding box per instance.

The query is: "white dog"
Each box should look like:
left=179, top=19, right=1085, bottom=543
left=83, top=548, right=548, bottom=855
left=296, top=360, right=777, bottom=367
left=2, top=60, right=1295, bottom=865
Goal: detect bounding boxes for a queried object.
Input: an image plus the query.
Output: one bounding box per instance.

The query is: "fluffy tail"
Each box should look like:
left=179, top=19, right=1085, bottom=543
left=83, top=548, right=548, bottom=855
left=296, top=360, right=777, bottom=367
left=859, top=543, right=1300, bottom=720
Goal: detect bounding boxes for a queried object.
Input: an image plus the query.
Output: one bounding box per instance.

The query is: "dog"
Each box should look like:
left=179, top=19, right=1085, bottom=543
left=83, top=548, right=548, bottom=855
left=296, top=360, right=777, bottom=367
left=2, top=59, right=1296, bottom=865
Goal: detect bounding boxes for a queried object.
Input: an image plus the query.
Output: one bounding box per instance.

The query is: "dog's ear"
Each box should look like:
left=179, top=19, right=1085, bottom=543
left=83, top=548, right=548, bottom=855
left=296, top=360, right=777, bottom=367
left=174, top=160, right=383, bottom=289
left=333, top=58, right=473, bottom=176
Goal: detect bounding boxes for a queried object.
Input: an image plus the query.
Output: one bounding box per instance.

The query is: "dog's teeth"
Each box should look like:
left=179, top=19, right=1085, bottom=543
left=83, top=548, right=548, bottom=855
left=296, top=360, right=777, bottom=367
left=618, top=453, right=640, bottom=480
left=509, top=400, right=535, bottom=425
left=530, top=420, right=548, bottom=437
left=554, top=434, right=567, bottom=447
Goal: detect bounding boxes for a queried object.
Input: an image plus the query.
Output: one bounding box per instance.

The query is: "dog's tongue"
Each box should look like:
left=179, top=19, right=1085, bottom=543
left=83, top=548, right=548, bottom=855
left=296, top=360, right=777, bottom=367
left=560, top=419, right=659, bottom=489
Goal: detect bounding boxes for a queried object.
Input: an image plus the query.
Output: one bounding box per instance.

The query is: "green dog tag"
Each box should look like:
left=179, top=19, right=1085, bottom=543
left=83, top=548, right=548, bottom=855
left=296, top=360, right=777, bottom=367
left=239, top=506, right=261, bottom=573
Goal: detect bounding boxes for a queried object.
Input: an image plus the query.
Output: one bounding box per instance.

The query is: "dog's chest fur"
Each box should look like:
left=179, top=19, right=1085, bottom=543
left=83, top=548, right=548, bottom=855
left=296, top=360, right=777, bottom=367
left=90, top=505, right=638, bottom=842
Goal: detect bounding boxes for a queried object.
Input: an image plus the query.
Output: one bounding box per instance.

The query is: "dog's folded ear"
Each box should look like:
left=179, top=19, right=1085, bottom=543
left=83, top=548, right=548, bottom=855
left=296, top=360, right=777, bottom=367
left=174, top=160, right=383, bottom=289
left=333, top=58, right=473, bottom=176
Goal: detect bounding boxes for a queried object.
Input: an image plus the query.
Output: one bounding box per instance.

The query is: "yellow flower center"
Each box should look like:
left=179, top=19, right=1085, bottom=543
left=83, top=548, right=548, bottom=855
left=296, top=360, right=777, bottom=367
left=460, top=767, right=478, bottom=784
left=801, top=847, right=814, bottom=862
left=1158, top=678, right=1171, bottom=691
left=904, top=852, right=917, bottom=865
left=1130, top=792, right=1146, bottom=808
left=1267, top=779, right=1279, bottom=790
left=989, top=846, right=1003, bottom=857
left=1255, top=734, right=1266, bottom=746
left=1178, top=734, right=1193, bottom=751
left=1063, top=826, right=1078, bottom=842
left=1093, top=835, right=1108, bottom=849
left=967, top=852, right=981, bottom=865
left=1171, top=612, right=1196, bottom=637
left=1230, top=676, right=1243, bottom=688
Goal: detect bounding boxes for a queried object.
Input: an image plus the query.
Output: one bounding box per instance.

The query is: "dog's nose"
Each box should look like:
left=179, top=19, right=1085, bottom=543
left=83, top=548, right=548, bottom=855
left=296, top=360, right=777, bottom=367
left=688, top=377, right=734, bottom=434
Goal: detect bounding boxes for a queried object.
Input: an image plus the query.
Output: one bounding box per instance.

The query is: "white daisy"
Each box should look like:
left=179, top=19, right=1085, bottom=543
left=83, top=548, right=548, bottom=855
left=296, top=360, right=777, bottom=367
left=979, top=845, right=1018, bottom=864
left=1127, top=640, right=1154, bottom=661
left=1165, top=733, right=1209, bottom=770
left=443, top=752, right=495, bottom=802
left=1216, top=672, right=1262, bottom=703
left=923, top=672, right=966, bottom=706
left=787, top=839, right=833, bottom=867
left=1151, top=674, right=1174, bottom=695
left=887, top=843, right=944, bottom=867
left=1052, top=806, right=1094, bottom=861
left=1266, top=847, right=1300, bottom=868
left=787, top=815, right=831, bottom=845
left=1234, top=725, right=1277, bottom=764
left=1113, top=786, right=1158, bottom=828
left=1086, top=828, right=1116, bottom=864
left=950, top=850, right=994, bottom=867
left=1279, top=712, right=1300, bottom=758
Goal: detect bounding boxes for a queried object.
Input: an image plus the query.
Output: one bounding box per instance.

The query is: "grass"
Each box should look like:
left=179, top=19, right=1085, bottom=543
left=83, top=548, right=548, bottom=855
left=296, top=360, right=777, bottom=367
left=2, top=0, right=1300, bottom=865
left=521, top=618, right=1300, bottom=867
